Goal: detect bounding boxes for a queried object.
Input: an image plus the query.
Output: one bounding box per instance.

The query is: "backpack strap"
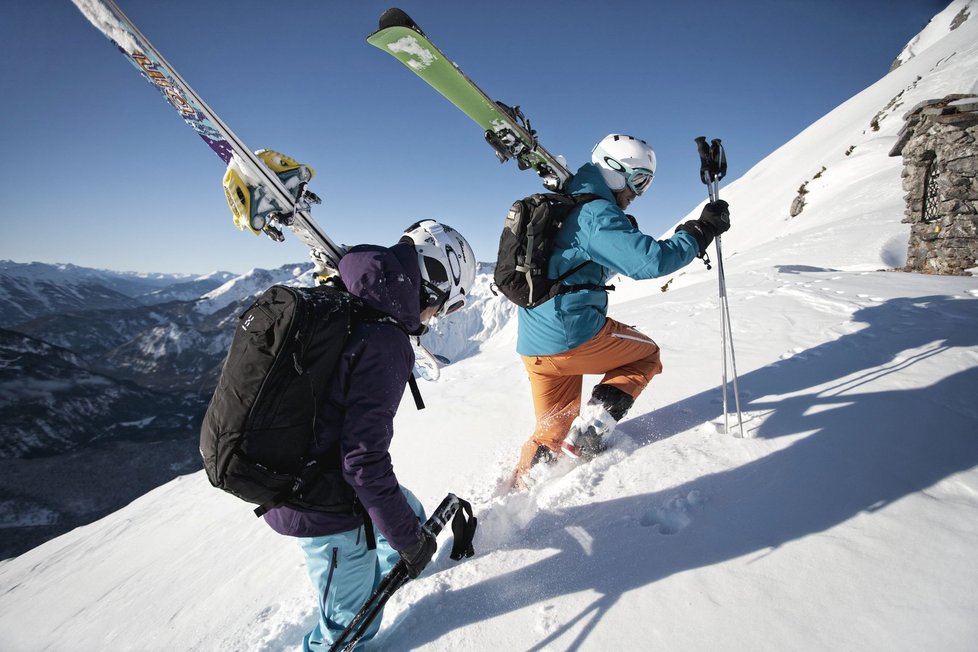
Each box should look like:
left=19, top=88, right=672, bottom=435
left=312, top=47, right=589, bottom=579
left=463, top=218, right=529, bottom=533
left=254, top=496, right=283, bottom=518
left=549, top=193, right=615, bottom=297
left=363, top=511, right=377, bottom=551
left=350, top=298, right=425, bottom=411
left=407, top=374, right=425, bottom=410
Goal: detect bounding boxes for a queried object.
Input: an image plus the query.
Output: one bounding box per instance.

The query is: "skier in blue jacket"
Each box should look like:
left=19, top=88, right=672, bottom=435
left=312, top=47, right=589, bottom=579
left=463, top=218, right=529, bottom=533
left=512, top=134, right=731, bottom=486
left=264, top=220, right=477, bottom=650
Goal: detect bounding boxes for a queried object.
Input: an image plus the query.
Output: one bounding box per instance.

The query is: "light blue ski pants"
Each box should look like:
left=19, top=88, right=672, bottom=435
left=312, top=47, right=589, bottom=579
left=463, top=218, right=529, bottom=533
left=297, top=488, right=426, bottom=651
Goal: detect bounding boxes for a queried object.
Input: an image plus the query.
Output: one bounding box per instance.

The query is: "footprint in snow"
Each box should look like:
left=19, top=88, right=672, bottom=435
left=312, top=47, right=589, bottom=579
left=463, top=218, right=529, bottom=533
left=535, top=603, right=559, bottom=635
left=639, top=491, right=708, bottom=535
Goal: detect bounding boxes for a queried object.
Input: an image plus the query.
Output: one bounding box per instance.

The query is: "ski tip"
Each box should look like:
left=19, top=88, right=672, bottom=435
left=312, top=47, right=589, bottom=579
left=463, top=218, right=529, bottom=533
left=377, top=7, right=423, bottom=35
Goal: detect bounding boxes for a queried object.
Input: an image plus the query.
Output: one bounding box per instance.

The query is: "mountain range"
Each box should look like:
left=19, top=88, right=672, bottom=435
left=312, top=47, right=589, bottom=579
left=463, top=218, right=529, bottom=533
left=0, top=259, right=509, bottom=558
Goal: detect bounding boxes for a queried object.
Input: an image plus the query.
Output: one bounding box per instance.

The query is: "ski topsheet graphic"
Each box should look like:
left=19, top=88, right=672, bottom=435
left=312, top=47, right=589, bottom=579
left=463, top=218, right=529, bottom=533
left=367, top=8, right=572, bottom=190
left=71, top=0, right=345, bottom=275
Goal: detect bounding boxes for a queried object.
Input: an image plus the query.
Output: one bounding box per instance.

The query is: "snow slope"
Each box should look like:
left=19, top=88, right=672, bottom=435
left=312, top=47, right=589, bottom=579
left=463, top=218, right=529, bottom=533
left=2, top=3, right=977, bottom=651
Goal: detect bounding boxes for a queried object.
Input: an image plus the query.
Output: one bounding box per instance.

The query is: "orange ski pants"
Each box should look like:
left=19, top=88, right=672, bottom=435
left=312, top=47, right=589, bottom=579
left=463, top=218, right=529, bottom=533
left=516, top=318, right=663, bottom=478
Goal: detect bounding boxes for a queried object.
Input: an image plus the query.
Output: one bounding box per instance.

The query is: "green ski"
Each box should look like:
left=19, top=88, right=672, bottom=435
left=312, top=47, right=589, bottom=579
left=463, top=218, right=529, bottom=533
left=367, top=8, right=571, bottom=190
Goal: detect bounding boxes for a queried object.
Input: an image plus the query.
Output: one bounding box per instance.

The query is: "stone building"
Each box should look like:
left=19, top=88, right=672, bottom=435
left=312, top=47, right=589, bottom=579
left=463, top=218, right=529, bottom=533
left=889, top=94, right=978, bottom=275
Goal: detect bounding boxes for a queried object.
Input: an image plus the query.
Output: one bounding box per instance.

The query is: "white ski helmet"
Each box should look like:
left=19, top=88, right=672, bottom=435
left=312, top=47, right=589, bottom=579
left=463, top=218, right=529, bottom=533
left=591, top=134, right=656, bottom=195
left=400, top=220, right=477, bottom=317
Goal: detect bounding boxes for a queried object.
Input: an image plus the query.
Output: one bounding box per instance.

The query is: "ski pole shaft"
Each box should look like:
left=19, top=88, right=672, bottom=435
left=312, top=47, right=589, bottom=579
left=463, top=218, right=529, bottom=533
left=328, top=493, right=463, bottom=652
left=338, top=566, right=410, bottom=652
left=329, top=561, right=407, bottom=652
left=714, top=228, right=745, bottom=437
left=716, top=236, right=730, bottom=435
left=716, top=245, right=745, bottom=437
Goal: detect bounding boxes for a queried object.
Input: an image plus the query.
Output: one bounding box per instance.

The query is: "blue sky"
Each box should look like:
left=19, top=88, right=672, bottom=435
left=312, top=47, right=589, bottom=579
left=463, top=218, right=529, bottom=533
left=0, top=0, right=946, bottom=275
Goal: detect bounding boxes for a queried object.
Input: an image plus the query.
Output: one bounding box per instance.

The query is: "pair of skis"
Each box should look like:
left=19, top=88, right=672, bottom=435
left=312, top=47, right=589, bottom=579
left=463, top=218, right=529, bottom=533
left=75, top=2, right=551, bottom=379
left=73, top=2, right=564, bottom=273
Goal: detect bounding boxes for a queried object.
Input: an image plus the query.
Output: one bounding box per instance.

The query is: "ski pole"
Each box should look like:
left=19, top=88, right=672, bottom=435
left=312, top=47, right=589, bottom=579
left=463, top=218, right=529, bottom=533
left=333, top=565, right=410, bottom=652
left=709, top=139, right=745, bottom=438
left=708, top=139, right=731, bottom=436
left=329, top=493, right=472, bottom=652
left=694, top=137, right=744, bottom=437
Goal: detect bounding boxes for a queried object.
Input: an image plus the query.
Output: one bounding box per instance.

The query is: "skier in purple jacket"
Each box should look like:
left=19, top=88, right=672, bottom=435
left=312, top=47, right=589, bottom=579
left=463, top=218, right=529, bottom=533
left=264, top=220, right=477, bottom=651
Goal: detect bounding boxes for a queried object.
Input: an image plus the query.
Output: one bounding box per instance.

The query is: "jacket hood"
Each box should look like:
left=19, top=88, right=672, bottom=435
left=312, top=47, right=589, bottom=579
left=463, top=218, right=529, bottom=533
left=566, top=162, right=617, bottom=202
left=338, top=242, right=422, bottom=333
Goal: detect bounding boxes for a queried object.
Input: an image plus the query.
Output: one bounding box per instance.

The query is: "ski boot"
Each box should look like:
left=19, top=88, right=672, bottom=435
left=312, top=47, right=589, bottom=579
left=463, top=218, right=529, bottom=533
left=561, top=384, right=635, bottom=461
left=561, top=407, right=613, bottom=461
left=530, top=444, right=558, bottom=467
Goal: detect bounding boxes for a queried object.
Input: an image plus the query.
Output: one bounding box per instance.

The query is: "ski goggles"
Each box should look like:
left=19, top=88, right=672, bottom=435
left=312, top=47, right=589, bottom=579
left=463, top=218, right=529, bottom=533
left=420, top=281, right=465, bottom=317
left=420, top=257, right=466, bottom=317
left=627, top=169, right=654, bottom=195
left=602, top=157, right=655, bottom=195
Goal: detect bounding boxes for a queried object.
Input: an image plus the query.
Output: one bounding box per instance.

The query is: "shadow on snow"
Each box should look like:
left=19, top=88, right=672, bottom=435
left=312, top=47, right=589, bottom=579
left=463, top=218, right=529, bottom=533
left=385, top=294, right=978, bottom=649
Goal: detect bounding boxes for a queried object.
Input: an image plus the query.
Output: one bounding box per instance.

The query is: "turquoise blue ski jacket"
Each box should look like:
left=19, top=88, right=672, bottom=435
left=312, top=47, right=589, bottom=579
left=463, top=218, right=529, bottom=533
left=516, top=163, right=701, bottom=356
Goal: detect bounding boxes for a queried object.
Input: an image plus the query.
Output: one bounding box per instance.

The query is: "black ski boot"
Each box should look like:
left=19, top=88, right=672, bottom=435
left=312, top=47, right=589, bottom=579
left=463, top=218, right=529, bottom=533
left=561, top=385, right=634, bottom=461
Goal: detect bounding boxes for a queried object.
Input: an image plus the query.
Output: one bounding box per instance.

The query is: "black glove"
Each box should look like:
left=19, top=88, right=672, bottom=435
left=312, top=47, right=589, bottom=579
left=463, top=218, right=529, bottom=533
left=676, top=200, right=730, bottom=255
left=399, top=527, right=437, bottom=579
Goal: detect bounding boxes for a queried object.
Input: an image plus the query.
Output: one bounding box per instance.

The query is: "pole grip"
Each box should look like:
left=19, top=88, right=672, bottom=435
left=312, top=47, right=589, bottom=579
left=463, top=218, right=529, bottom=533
left=710, top=139, right=727, bottom=181
left=695, top=136, right=712, bottom=185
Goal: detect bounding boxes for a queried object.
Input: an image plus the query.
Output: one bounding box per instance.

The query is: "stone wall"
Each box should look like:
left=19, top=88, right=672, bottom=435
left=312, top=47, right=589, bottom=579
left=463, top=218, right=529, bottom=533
left=889, top=95, right=978, bottom=275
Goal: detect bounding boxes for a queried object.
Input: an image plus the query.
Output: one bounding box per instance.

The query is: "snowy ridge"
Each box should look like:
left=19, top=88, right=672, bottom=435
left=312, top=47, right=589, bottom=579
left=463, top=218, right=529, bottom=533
left=421, top=265, right=516, bottom=363
left=892, top=0, right=974, bottom=69
left=610, top=0, right=978, bottom=307
left=0, top=271, right=140, bottom=328
left=0, top=260, right=194, bottom=285
left=2, top=5, right=978, bottom=651
left=194, top=264, right=315, bottom=315
left=0, top=261, right=234, bottom=328
left=140, top=271, right=236, bottom=303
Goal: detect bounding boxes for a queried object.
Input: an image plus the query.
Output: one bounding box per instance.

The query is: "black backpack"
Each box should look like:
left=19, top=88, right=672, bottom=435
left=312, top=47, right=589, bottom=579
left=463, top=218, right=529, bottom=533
left=199, top=283, right=414, bottom=517
left=493, top=192, right=608, bottom=308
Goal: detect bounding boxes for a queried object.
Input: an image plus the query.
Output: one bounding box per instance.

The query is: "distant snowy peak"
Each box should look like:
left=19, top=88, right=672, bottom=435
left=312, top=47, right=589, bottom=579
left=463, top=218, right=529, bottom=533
left=892, top=0, right=974, bottom=70
left=141, top=272, right=236, bottom=304
left=194, top=264, right=316, bottom=315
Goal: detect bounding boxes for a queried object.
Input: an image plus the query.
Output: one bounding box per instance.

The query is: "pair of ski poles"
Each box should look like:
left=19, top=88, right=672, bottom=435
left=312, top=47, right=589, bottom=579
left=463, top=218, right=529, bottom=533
left=695, top=137, right=745, bottom=438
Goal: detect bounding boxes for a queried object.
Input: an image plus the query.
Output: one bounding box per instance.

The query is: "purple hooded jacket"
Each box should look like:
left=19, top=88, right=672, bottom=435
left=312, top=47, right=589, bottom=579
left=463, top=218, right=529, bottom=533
left=263, top=242, right=424, bottom=552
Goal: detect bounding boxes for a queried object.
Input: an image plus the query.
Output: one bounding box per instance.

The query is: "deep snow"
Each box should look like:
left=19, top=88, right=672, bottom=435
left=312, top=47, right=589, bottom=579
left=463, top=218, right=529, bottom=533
left=1, top=2, right=977, bottom=650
